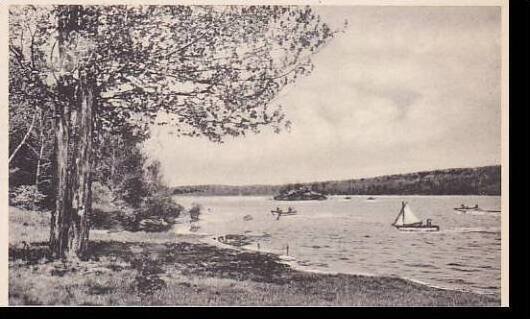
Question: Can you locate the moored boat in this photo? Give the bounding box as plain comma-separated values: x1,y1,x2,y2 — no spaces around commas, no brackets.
392,202,439,232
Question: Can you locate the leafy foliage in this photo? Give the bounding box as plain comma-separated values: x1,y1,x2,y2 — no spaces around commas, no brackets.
9,185,47,210
10,5,337,143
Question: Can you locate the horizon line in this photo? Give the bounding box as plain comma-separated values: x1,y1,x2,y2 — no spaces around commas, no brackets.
168,163,501,188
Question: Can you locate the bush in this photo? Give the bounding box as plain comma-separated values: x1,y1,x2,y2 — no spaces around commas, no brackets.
130,193,184,232
140,194,183,221
117,175,149,208
188,203,202,222
89,193,183,233
89,208,136,231
9,185,46,210
92,182,113,207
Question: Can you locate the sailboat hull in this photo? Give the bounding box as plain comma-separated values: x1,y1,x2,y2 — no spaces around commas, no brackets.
394,225,440,232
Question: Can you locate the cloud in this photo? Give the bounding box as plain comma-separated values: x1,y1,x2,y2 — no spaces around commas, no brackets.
144,6,502,186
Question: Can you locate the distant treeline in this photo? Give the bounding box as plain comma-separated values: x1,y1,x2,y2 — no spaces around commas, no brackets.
171,165,501,196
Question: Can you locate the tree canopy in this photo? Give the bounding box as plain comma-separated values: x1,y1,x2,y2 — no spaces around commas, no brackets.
10,5,337,143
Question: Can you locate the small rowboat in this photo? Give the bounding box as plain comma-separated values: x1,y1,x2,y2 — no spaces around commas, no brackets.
271,207,297,219
454,205,500,213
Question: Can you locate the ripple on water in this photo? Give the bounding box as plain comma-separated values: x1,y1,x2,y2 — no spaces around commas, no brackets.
175,195,501,296
449,267,479,273
477,265,493,269
447,262,465,267
404,263,439,269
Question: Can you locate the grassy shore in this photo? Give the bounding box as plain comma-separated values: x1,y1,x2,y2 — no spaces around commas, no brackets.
9,206,500,306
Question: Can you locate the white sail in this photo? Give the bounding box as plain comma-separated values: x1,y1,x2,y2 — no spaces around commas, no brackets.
393,210,405,226
403,204,422,225
393,203,422,226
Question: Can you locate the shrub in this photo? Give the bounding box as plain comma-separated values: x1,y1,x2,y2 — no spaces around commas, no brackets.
89,208,136,231
9,185,46,210
127,193,184,232
89,193,183,232
140,194,183,221
92,182,113,206
189,203,202,222
117,175,149,208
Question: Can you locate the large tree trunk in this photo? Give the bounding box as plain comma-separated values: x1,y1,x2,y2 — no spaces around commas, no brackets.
49,94,70,258
50,6,97,260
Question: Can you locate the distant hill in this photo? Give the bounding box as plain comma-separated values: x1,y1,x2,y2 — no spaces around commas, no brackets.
171,165,501,196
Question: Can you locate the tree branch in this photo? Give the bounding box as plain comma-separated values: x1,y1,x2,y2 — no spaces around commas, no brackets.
9,110,38,163
9,46,64,104
162,7,230,60
25,143,41,158
165,30,211,60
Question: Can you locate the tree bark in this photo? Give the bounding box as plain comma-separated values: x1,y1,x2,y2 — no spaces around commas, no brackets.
49,93,70,258
61,73,93,259
49,6,97,260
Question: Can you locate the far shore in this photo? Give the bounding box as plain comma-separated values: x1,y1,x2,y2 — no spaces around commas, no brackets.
172,193,502,197
9,206,500,306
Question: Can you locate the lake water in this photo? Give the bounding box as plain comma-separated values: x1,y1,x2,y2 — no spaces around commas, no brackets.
172,195,501,296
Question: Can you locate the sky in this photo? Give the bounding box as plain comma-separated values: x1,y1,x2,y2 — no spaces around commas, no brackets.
144,6,502,186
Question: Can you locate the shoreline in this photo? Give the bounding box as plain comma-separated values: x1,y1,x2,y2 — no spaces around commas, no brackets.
173,194,502,198
9,206,500,306
199,233,500,299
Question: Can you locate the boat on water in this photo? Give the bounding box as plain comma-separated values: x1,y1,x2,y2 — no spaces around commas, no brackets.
454,204,500,213
392,201,440,232
367,196,376,200
271,207,297,219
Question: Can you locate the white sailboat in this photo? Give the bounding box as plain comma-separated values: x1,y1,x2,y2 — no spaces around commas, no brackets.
392,201,439,232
